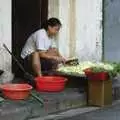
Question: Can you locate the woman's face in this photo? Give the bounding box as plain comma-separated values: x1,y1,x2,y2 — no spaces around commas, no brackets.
48,25,60,36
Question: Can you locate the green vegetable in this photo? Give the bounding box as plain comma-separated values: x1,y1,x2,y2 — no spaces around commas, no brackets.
90,67,116,79
57,61,120,79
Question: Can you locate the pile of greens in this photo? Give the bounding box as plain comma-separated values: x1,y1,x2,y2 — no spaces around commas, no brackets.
110,62,120,78
89,67,116,79
57,61,120,79
90,62,120,79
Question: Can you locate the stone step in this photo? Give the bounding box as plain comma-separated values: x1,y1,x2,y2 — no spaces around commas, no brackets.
40,89,86,113
0,88,86,120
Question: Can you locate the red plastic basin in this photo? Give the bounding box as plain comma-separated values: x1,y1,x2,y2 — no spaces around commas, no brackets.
35,76,67,92
0,84,33,100
88,72,109,81
84,68,109,81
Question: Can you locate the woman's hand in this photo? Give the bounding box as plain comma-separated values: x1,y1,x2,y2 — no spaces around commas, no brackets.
60,57,66,64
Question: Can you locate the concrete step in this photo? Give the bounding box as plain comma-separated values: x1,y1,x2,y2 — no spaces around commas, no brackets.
0,88,87,120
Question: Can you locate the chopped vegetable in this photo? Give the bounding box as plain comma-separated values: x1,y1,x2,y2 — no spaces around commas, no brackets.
58,61,96,75
57,61,120,79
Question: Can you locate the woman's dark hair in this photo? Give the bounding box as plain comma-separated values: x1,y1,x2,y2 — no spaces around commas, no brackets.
41,18,62,30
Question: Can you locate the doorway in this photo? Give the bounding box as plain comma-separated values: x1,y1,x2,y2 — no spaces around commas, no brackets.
12,0,48,77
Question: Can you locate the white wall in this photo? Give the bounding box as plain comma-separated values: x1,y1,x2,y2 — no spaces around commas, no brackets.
0,0,102,72
0,0,12,71
75,0,103,61
49,0,103,61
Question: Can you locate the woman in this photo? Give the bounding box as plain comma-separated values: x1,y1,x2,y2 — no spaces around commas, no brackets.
21,18,65,76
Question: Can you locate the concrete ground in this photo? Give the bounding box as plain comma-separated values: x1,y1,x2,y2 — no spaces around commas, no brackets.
0,88,87,120
30,107,99,120
30,100,120,120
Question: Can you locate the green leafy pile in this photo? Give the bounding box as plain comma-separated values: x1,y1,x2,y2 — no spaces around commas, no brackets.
86,62,120,79
58,61,120,79
89,67,115,79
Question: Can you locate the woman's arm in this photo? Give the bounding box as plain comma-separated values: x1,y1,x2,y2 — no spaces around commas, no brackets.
39,50,55,59
48,48,62,57
39,50,65,63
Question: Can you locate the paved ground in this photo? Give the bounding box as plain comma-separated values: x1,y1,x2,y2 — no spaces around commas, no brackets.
63,103,120,120
29,107,99,120
0,89,87,120
30,100,120,120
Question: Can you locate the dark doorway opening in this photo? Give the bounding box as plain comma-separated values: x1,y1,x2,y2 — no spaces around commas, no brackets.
12,0,48,77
